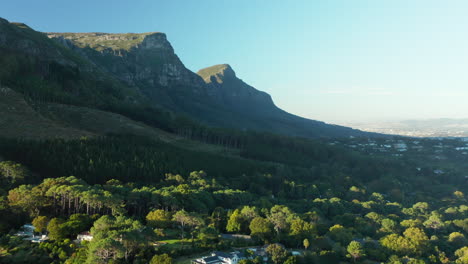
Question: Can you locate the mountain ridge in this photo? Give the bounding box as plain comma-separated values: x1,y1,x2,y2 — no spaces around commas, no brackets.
1,17,376,138
47,32,166,52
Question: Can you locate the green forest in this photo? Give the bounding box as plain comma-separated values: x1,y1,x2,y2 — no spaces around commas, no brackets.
0,133,467,264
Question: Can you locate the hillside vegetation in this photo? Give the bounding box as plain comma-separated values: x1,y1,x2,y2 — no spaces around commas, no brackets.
0,87,92,139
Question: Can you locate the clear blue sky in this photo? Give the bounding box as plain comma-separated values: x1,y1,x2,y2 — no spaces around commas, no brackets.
3,0,468,124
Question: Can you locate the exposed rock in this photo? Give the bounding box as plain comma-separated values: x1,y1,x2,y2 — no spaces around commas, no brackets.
47,32,205,90
198,64,277,115
0,17,372,138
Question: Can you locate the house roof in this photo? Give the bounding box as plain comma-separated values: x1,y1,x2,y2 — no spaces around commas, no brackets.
201,256,220,263
236,252,246,258
196,251,247,264
213,251,231,258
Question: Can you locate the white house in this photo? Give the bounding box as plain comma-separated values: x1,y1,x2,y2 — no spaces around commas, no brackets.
192,251,245,264
77,232,93,242
31,235,49,243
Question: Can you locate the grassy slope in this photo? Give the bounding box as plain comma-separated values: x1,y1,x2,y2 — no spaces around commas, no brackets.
36,102,174,141
36,102,239,155
0,87,92,139
0,85,238,156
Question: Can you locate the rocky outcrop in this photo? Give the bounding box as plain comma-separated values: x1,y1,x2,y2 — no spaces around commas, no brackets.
0,17,371,138
47,32,205,89
45,31,369,137
198,64,278,116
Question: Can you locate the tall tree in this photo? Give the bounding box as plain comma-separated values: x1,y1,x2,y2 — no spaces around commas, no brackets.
289,218,315,242
32,215,48,233
150,254,173,264
268,205,294,236
347,241,365,263
173,210,204,240
249,217,273,242
266,244,289,264
303,238,310,250
146,209,172,228
455,247,468,264
87,237,125,264
226,209,245,233
47,218,65,241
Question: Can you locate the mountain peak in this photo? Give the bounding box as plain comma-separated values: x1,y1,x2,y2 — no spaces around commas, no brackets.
0,17,9,25
197,64,236,84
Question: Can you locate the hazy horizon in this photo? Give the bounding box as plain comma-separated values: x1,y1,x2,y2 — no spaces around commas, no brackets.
3,0,468,124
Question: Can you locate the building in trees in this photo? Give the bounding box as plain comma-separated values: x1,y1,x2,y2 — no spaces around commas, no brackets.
192,251,246,264
76,231,93,242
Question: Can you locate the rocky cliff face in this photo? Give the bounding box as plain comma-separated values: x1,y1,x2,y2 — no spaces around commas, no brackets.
47,32,205,89
46,32,211,114
0,17,371,138
197,64,278,116
45,30,370,137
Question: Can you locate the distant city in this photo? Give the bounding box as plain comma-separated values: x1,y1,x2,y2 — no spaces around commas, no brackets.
344,118,468,137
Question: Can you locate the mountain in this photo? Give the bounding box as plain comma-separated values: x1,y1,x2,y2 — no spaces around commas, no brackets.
0,17,372,139
197,64,275,113
197,64,374,137
0,18,145,107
